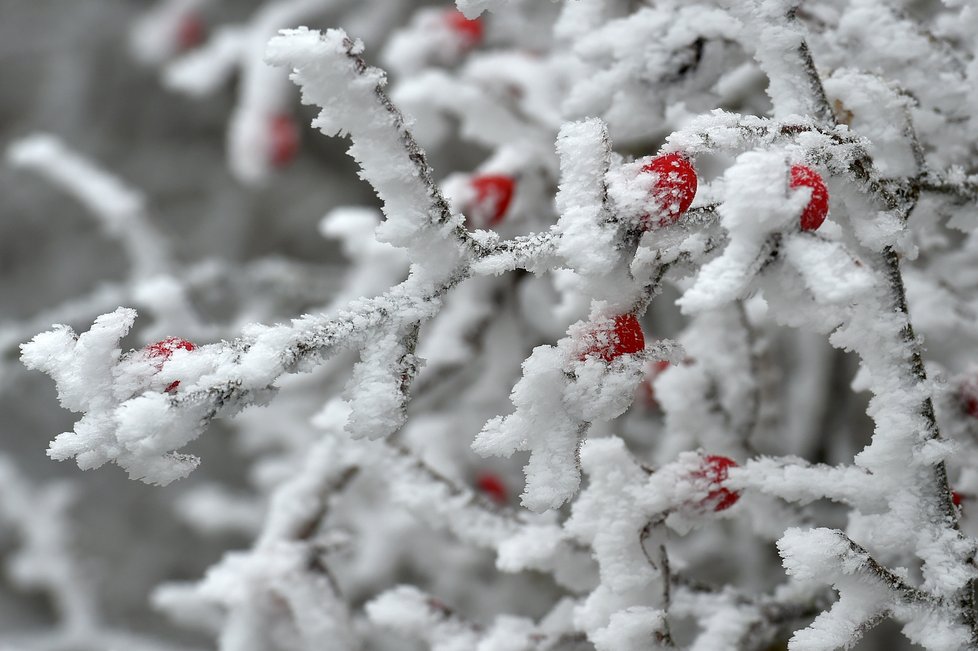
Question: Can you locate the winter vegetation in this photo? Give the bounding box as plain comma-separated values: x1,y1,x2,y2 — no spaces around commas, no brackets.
3,0,978,649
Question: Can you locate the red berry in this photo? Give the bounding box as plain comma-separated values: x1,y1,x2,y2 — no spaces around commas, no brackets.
467,175,516,228
579,314,645,362
475,472,507,505
269,114,300,168
145,337,196,393
953,491,964,507
692,455,740,512
959,378,978,419
789,164,829,232
146,337,196,360
444,10,483,48
641,153,697,227
176,13,206,51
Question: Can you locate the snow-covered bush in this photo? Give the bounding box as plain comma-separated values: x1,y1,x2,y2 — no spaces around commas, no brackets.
5,0,978,649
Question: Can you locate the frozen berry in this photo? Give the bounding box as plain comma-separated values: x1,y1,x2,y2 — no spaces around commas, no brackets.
475,471,507,505
444,10,483,48
269,113,300,168
146,337,196,393
692,455,740,512
959,377,978,419
580,314,645,362
176,13,206,51
790,164,829,231
953,491,964,507
641,152,697,227
146,337,196,360
467,175,515,228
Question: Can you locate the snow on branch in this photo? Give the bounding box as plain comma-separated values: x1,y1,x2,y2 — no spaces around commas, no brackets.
266,27,474,263
13,2,978,650
779,528,970,650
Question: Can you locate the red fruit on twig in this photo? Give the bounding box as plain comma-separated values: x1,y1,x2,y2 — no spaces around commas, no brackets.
176,13,206,51
953,491,964,507
958,377,978,419
579,314,645,362
789,164,829,232
269,114,300,168
642,152,697,228
475,472,507,505
444,10,483,48
692,455,740,512
467,175,515,227
146,337,196,359
145,337,197,393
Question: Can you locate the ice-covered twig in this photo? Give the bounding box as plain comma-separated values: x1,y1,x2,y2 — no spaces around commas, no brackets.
266,27,478,262
919,170,978,205
368,584,588,651
154,411,361,650
672,582,831,651
778,528,970,649
0,255,341,389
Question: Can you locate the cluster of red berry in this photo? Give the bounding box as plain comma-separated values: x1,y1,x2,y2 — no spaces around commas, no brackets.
640,152,828,232
146,150,826,513
571,316,741,512
461,154,827,234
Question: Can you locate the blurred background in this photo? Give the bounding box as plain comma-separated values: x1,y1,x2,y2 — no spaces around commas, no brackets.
0,0,374,642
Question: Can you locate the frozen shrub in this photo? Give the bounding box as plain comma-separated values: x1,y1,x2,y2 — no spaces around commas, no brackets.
5,1,978,649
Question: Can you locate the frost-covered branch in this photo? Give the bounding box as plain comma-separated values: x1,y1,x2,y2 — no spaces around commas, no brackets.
12,1,978,650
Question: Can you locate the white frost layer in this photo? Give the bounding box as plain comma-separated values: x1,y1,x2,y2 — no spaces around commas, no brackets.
266,27,465,266
680,149,810,313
